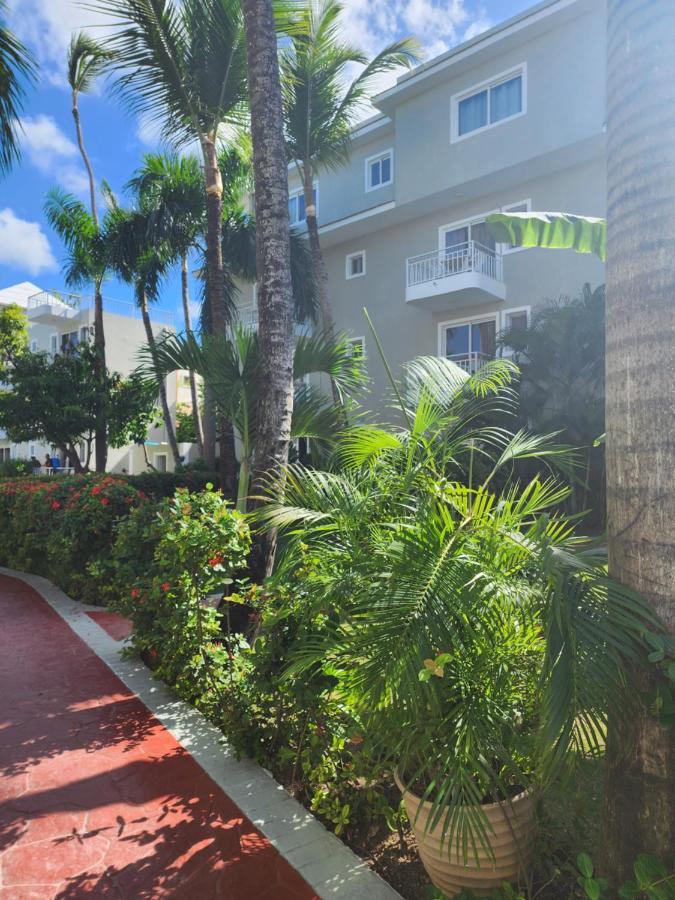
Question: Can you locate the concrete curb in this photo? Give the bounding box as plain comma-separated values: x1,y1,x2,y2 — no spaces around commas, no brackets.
0,567,402,900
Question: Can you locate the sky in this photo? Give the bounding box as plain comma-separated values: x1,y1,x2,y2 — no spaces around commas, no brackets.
0,0,532,322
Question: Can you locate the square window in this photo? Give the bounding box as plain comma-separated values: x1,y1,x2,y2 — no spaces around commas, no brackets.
346,251,366,279
288,186,317,225
366,150,393,191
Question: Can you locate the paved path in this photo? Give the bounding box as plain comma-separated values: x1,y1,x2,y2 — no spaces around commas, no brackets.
0,573,318,899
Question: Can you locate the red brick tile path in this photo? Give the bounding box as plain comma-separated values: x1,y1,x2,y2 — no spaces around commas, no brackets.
85,611,133,642
0,574,318,899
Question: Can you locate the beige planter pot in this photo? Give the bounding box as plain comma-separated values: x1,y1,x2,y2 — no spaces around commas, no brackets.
396,772,536,898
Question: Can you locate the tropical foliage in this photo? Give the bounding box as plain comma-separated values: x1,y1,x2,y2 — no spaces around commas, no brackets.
487,211,606,260
0,0,35,175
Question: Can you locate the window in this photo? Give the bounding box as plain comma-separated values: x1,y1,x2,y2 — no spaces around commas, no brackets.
288,184,317,225
366,150,393,191
0,448,10,462
30,340,37,352
453,66,525,141
346,251,366,279
50,334,58,356
154,453,167,473
347,337,365,359
60,331,79,353
500,307,530,356
79,326,90,344
439,316,497,373
439,200,531,255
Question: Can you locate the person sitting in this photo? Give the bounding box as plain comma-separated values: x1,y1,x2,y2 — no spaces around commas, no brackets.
50,454,61,473
30,455,41,473
43,453,53,473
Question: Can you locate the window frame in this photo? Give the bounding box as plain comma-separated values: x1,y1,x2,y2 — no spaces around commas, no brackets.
288,181,319,226
345,250,367,279
499,305,531,357
437,313,499,359
348,336,366,358
365,148,394,192
451,63,527,143
154,452,168,473
499,199,532,254
438,199,533,252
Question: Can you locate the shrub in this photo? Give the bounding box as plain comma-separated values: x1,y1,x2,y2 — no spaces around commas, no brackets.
111,486,251,701
123,469,220,498
0,458,33,477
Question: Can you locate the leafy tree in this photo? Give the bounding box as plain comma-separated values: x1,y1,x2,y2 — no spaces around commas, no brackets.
282,0,419,335
500,283,606,527
0,0,36,176
0,302,28,373
0,344,156,471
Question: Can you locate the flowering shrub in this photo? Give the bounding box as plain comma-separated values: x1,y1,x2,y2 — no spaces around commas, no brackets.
0,475,144,602
110,486,251,702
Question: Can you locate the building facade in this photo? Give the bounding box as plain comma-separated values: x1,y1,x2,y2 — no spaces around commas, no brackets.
238,0,606,408
0,282,195,473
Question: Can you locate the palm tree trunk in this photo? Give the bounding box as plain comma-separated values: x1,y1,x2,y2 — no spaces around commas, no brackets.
72,91,107,473
139,291,181,469
201,136,238,493
180,253,204,456
302,163,334,337
602,0,675,883
242,0,295,579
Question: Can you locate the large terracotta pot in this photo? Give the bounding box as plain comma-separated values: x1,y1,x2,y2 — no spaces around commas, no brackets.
395,772,536,898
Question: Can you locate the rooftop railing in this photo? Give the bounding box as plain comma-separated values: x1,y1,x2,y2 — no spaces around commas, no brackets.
27,291,174,328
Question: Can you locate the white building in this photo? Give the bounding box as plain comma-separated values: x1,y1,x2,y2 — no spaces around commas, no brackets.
0,281,196,473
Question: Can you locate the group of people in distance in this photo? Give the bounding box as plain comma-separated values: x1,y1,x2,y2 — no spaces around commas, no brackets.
30,454,62,474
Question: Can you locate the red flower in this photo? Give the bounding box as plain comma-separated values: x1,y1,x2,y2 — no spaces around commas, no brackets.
100,497,109,506
208,554,223,567
130,588,140,599
91,485,101,495
161,582,170,593
51,501,61,510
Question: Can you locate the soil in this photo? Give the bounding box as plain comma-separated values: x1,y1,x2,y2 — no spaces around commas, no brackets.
343,821,432,900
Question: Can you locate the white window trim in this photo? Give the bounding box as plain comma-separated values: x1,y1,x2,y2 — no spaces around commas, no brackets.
499,305,531,357
345,250,367,279
450,63,527,144
438,199,532,251
500,199,532,254
437,313,499,358
288,180,319,226
365,148,394,192
154,452,168,472
348,336,366,357
50,333,58,356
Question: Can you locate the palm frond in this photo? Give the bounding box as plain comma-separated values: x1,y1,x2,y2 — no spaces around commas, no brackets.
0,1,36,176
67,31,113,94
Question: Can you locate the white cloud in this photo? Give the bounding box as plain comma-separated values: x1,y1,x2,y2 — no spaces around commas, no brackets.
0,209,57,275
337,0,491,120
19,114,89,195
7,0,104,88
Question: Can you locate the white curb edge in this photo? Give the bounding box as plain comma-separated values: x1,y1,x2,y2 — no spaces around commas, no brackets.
1,567,402,900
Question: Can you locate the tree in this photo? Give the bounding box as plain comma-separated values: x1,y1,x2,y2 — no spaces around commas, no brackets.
240,0,295,578
140,326,367,510
0,0,35,176
500,283,606,528
103,202,182,468
0,302,28,373
282,0,418,336
44,188,111,471
0,344,156,471
602,0,675,879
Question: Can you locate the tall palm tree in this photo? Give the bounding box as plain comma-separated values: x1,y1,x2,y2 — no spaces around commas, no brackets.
91,0,248,343
130,153,207,457
602,0,675,880
104,202,182,468
282,0,419,335
0,0,35,176
66,32,112,472
241,0,296,578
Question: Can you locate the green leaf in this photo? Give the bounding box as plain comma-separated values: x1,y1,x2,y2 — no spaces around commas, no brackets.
577,853,594,878
486,211,606,260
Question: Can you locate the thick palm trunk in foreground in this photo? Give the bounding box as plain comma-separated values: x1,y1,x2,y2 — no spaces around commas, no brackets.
603,0,675,881
180,254,204,456
140,292,181,469
242,0,295,578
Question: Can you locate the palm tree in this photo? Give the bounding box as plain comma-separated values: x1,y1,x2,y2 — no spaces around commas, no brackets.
130,153,207,457
602,0,675,879
141,326,366,511
66,32,112,472
282,0,419,336
91,0,248,343
0,0,35,176
240,0,296,578
103,202,182,469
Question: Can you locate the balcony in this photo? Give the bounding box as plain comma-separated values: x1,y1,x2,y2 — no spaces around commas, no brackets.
236,305,311,337
406,241,506,308
26,291,80,325
446,351,493,374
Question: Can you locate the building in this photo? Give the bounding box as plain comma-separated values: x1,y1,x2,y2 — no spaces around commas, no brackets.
237,0,606,407
0,281,195,472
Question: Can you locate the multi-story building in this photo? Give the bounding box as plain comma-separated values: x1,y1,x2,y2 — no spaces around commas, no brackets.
0,281,195,472
238,0,606,407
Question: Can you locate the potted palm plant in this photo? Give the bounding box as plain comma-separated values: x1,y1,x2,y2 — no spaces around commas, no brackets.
260,350,660,896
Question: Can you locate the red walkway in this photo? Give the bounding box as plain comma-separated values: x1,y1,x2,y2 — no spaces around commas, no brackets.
0,574,317,899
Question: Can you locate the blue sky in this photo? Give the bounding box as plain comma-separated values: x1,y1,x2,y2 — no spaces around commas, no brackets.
0,0,531,320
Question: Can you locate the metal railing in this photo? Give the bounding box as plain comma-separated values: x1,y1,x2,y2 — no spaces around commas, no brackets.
236,305,311,336
27,291,174,328
446,351,493,374
407,240,503,288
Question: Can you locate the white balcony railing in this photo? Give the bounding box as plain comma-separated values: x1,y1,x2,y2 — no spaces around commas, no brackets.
407,241,503,289
237,305,311,336
26,291,174,328
446,351,493,374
